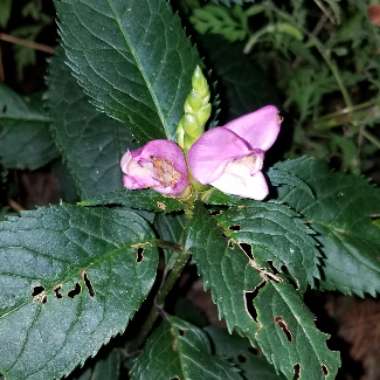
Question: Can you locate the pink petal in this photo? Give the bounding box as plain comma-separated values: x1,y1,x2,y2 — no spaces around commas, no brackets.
224,105,281,151
188,127,251,184
211,168,269,200
120,140,188,196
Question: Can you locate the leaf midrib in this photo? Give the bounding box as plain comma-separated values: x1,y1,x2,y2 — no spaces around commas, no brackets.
105,0,169,138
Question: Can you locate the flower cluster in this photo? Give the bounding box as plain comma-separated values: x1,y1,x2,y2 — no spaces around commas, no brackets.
120,105,282,200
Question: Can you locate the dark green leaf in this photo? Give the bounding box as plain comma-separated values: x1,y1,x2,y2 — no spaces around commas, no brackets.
216,201,320,291
199,35,279,120
130,316,241,380
47,49,134,199
79,189,185,213
69,349,121,380
0,205,158,380
56,0,201,142
270,157,380,297
186,204,340,380
0,84,59,170
205,326,285,380
155,213,187,269
0,0,12,27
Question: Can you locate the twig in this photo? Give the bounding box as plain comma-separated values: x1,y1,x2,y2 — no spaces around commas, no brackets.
0,33,54,54
8,199,24,212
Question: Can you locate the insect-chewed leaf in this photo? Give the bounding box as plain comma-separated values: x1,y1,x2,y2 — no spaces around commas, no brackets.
270,156,380,297
0,205,158,380
55,0,201,142
186,204,340,380
130,316,241,380
216,201,320,291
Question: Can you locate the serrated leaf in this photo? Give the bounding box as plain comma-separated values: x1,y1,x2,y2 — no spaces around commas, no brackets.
0,84,59,170
130,316,241,380
79,189,185,213
69,349,121,380
186,204,340,380
0,205,158,380
56,0,201,142
216,201,320,291
270,157,380,297
205,326,285,380
47,49,134,199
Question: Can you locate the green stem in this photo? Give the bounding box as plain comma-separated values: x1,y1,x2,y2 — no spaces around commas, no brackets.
127,246,191,351
362,129,380,150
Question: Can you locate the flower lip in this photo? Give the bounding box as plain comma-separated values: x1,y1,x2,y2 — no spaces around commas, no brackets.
121,139,188,196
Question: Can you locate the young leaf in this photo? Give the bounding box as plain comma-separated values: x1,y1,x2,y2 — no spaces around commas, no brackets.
186,204,340,380
79,189,185,213
270,157,380,297
48,49,134,199
205,326,285,380
216,201,320,290
130,316,241,380
0,85,59,170
0,205,158,380
69,350,121,380
56,0,201,142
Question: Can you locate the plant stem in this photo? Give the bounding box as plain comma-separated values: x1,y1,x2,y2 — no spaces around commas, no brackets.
127,247,191,351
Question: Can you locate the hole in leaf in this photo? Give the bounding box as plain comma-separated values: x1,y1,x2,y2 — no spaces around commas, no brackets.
54,285,63,299
32,285,45,297
281,265,299,289
170,377,180,380
136,248,144,263
293,364,301,380
229,224,241,231
178,329,186,337
248,346,259,356
244,281,266,321
237,354,246,363
321,365,328,376
68,283,81,298
275,316,292,342
267,260,279,275
240,243,252,259
209,209,222,216
83,272,95,297
2,105,7,113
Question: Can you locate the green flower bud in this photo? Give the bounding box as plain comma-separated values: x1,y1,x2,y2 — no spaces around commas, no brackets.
176,65,211,151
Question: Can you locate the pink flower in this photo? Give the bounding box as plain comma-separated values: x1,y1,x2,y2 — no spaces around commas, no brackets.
121,140,188,196
188,105,282,200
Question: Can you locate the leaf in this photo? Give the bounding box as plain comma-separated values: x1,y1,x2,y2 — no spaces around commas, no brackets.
130,316,241,380
155,213,187,269
0,84,59,170
271,157,380,297
0,0,12,28
0,205,158,380
186,204,340,380
79,189,185,213
216,201,320,291
205,326,285,380
56,0,201,142
198,35,279,120
69,349,121,380
47,49,134,199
